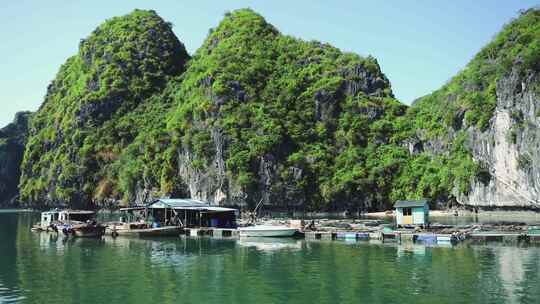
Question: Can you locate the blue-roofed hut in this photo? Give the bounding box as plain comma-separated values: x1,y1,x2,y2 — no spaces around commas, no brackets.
394,199,429,227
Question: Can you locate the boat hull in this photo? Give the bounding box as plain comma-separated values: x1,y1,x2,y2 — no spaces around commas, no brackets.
72,226,106,237
238,226,298,237
32,223,105,238
31,225,58,233
61,225,106,238
106,226,182,237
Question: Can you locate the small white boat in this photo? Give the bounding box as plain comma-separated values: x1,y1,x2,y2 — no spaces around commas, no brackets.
238,225,298,237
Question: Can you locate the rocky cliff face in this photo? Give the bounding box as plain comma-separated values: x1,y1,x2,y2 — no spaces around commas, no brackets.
16,8,540,211
410,8,540,210
161,7,540,211
460,69,540,209
0,112,32,207
163,9,406,211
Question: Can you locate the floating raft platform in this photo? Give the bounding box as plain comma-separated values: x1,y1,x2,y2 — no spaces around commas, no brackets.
176,225,540,246
305,231,399,242
182,228,239,238
304,230,464,245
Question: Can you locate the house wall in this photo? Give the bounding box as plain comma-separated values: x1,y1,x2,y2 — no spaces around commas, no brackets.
412,207,425,224
396,208,404,225
395,204,430,226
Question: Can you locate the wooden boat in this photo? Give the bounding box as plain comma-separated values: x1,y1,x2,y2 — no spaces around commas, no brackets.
238,225,298,237
32,209,105,238
58,222,106,237
104,205,184,237
105,222,182,237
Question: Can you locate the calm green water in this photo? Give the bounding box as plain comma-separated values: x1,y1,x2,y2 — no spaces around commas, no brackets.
1,212,539,304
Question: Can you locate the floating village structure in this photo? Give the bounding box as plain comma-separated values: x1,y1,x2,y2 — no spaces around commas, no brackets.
125,198,238,229
117,198,300,237
32,197,540,244
394,199,430,227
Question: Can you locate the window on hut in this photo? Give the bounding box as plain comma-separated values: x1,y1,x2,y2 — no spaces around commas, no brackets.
403,208,412,216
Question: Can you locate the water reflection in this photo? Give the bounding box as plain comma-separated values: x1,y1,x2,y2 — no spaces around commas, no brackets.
397,243,427,257
237,237,303,252
479,245,540,303
36,230,106,254
2,212,540,304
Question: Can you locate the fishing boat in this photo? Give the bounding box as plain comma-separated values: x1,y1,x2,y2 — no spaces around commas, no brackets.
104,205,183,237
105,222,182,237
238,225,298,237
32,209,106,238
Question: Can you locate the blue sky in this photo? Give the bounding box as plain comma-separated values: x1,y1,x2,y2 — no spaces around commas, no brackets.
0,0,538,127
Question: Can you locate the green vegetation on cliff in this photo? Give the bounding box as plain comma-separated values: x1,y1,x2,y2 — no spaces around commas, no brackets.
163,9,406,209
397,8,540,204
412,8,540,136
19,9,189,206
16,8,540,210
0,112,32,206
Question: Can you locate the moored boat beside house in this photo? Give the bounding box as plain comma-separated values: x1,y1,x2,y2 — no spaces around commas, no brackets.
105,198,238,237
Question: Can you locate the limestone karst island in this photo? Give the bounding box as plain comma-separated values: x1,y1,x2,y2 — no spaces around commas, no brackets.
1,2,540,304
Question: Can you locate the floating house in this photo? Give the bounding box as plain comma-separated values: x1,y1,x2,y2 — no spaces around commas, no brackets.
125,198,238,229
394,199,429,227
38,209,96,229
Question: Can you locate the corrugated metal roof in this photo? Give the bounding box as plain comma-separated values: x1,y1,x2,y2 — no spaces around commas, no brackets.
119,207,146,212
202,206,237,212
394,199,429,208
148,198,237,212
43,209,95,214
152,198,209,208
